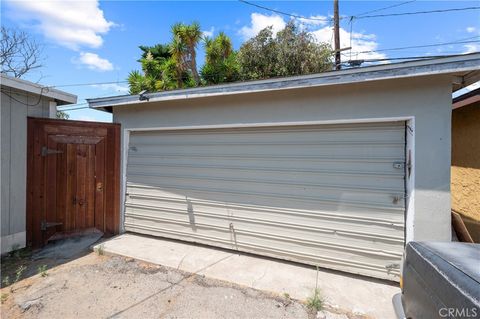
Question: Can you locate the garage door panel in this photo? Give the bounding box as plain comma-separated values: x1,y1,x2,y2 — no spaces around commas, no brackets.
124,215,401,277
125,122,406,280
126,184,404,223
127,164,405,189
129,123,404,144
127,176,404,209
130,144,404,159
125,200,404,242
129,154,404,171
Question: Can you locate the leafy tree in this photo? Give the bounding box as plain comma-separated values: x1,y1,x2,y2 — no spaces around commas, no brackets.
237,22,332,80
56,110,69,119
201,32,239,84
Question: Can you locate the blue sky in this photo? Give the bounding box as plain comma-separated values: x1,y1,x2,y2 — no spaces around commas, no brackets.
2,1,479,122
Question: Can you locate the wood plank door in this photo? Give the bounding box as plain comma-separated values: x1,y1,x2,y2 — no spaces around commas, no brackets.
27,118,120,247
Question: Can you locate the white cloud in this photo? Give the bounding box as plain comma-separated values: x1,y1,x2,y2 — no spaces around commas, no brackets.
203,26,215,38
296,15,328,27
466,26,477,33
6,0,114,50
75,52,114,71
239,13,286,40
93,83,129,93
310,27,387,61
463,43,480,54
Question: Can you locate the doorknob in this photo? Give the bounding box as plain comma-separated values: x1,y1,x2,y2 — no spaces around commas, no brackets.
78,199,84,206
96,182,103,192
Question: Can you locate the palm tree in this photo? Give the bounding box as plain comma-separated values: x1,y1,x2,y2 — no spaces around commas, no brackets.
169,28,187,88
172,22,202,85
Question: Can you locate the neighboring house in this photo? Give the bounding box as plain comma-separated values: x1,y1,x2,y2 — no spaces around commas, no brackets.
88,53,479,281
1,74,77,254
451,87,480,243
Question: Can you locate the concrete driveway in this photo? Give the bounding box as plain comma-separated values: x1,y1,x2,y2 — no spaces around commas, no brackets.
95,233,400,319
2,254,315,319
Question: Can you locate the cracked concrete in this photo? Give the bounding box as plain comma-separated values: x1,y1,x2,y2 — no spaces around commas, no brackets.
95,233,400,319
1,254,316,319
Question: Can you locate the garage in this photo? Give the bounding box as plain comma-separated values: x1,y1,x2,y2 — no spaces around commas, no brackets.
88,55,478,282
124,121,406,280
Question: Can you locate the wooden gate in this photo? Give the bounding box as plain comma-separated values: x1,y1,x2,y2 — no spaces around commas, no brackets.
27,117,120,247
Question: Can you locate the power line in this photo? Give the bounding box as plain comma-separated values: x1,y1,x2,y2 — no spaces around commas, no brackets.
238,0,480,21
355,6,480,19
353,0,416,17
47,80,128,88
238,0,334,22
0,87,47,106
348,54,469,63
351,39,480,54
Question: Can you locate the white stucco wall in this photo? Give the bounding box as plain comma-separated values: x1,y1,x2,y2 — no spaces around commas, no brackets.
113,75,452,242
0,87,54,254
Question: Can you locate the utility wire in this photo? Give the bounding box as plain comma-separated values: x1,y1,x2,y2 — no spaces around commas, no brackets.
353,0,416,17
351,39,480,54
47,80,129,88
238,0,334,22
43,36,480,90
349,55,463,62
0,87,47,106
238,0,480,20
355,6,480,19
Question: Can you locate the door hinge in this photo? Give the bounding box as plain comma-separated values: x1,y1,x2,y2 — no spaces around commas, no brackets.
41,220,63,231
41,146,63,156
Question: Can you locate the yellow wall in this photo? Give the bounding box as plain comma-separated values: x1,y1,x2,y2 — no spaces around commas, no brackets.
451,101,480,242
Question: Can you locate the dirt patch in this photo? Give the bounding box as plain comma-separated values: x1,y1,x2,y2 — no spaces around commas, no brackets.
1,253,362,319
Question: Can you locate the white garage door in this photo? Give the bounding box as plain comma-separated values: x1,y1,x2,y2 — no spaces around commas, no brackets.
125,121,406,280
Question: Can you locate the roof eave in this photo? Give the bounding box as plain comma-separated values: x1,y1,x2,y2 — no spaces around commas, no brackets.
0,74,77,105
88,53,480,112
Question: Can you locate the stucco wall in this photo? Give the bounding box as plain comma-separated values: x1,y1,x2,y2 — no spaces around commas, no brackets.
451,101,480,242
1,87,53,254
113,75,453,242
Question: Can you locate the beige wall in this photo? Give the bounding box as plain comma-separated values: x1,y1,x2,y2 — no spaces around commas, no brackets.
451,101,480,242
1,87,53,254
114,75,453,242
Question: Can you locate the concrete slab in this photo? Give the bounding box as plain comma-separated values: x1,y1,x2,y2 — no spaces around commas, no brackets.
95,233,400,319
33,229,103,260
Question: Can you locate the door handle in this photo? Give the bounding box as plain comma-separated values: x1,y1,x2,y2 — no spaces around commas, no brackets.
78,199,84,206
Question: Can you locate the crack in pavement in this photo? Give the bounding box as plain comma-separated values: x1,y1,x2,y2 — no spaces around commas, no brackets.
106,254,235,318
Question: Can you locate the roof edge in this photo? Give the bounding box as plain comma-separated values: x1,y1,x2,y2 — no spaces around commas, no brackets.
1,74,77,105
88,53,480,112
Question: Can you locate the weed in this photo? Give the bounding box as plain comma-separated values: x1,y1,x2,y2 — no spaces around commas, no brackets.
306,265,323,311
96,244,105,256
1,293,8,304
283,292,291,299
2,276,10,287
306,288,323,311
14,265,27,283
38,265,48,277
